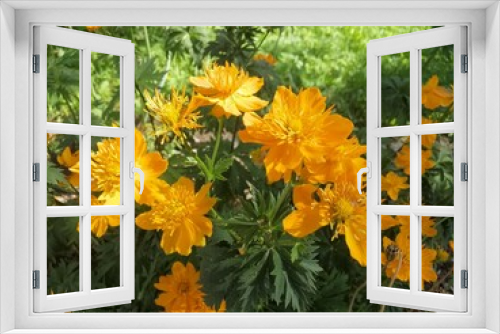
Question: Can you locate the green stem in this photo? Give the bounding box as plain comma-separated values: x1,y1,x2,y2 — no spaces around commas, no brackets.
348,281,367,312
193,154,211,182
211,118,224,169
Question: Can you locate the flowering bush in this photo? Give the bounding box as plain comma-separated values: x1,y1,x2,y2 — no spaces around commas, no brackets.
46,26,454,312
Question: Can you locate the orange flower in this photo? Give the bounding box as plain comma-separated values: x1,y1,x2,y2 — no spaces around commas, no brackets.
381,233,437,284
391,216,438,238
155,262,205,312
395,145,434,175
57,146,80,187
283,182,367,266
301,137,366,186
135,177,216,256
134,129,170,205
381,172,409,201
240,86,354,183
86,26,101,32
76,196,120,238
422,75,453,110
253,53,277,65
189,62,268,118
421,118,437,149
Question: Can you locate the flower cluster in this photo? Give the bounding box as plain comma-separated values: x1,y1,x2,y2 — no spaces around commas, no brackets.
50,45,455,310
378,74,454,287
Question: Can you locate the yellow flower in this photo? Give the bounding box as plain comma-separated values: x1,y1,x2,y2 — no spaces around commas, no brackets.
91,137,121,201
57,146,80,187
135,177,216,256
381,233,437,284
437,249,450,262
422,75,453,110
76,196,120,238
395,145,434,175
449,240,454,252
253,53,277,65
239,86,354,183
144,87,205,143
381,172,409,201
421,118,437,149
283,182,367,266
90,129,169,206
155,262,205,312
189,62,268,118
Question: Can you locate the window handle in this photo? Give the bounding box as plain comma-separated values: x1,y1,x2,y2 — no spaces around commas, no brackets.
129,162,145,194
357,162,371,194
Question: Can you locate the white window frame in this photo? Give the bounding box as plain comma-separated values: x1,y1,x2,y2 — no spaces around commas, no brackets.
1,1,499,333
33,26,136,313
366,26,467,312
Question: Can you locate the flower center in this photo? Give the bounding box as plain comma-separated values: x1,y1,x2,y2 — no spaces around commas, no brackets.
158,188,196,234
334,198,354,222
178,281,190,294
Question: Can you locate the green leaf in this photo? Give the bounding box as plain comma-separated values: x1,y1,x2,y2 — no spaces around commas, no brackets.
312,270,350,312
47,162,67,185
213,156,234,181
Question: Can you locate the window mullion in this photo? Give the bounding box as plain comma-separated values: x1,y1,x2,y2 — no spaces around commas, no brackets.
409,47,420,294
81,47,92,294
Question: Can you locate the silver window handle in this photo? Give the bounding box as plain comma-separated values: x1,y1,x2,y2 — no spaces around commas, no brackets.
129,162,144,194
357,162,371,195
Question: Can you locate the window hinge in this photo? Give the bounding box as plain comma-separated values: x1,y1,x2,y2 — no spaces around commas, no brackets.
461,270,468,289
33,54,40,73
461,162,468,181
461,54,468,73
33,163,40,182
33,270,40,289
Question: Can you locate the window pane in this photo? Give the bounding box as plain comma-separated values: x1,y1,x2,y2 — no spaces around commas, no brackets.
91,137,121,205
421,45,454,123
47,217,80,294
381,137,410,204
381,215,410,290
91,52,121,127
420,217,454,294
381,52,410,127
91,215,121,290
422,133,453,206
47,133,80,206
47,45,80,124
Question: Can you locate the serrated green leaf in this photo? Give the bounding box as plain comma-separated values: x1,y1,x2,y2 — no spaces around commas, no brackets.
213,156,234,180
47,162,67,185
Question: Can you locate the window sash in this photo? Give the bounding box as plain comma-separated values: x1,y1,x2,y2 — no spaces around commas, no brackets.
32,26,136,313
366,26,468,312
